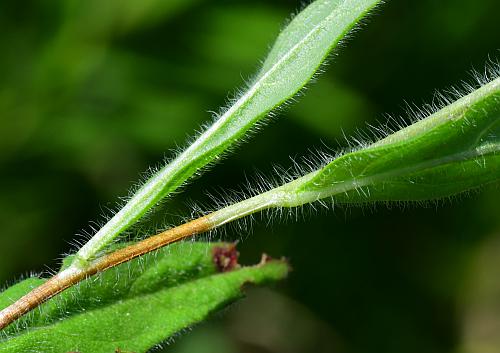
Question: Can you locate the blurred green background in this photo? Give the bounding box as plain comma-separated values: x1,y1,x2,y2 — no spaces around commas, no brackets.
1,0,500,352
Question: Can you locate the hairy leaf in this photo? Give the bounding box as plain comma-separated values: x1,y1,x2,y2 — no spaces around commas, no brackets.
75,0,382,263
293,76,500,203
0,243,288,353
207,75,500,226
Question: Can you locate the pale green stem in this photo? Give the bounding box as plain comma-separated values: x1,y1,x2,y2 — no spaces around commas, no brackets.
207,143,499,228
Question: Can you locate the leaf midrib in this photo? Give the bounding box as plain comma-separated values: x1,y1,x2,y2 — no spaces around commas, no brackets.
308,140,500,200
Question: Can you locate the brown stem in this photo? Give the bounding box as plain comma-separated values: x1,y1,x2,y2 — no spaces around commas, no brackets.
0,215,212,331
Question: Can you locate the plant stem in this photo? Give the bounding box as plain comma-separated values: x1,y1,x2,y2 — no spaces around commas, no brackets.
2,75,498,330
0,184,293,330
0,216,212,330
72,0,382,267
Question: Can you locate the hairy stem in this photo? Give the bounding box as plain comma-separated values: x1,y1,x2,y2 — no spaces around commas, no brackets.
2,73,498,331
0,189,285,330
0,216,212,330
73,0,381,267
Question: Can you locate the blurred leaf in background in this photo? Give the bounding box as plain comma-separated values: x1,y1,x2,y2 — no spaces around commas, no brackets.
461,234,500,353
0,0,499,352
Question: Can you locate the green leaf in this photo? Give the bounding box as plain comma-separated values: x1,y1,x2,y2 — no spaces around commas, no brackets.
285,76,500,204
207,75,500,227
256,0,379,101
75,0,383,264
0,242,288,353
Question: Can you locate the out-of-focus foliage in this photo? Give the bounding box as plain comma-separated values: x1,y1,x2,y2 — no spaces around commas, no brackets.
0,0,499,352
460,234,500,353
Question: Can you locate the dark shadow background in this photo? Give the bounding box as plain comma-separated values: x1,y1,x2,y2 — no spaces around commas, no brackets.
0,0,499,352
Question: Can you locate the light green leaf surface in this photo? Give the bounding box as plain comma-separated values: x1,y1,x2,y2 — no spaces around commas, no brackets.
294,76,500,203
208,76,500,226
0,242,288,353
75,0,382,264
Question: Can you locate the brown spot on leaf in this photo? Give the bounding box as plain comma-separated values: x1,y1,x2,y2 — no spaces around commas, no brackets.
213,243,240,272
